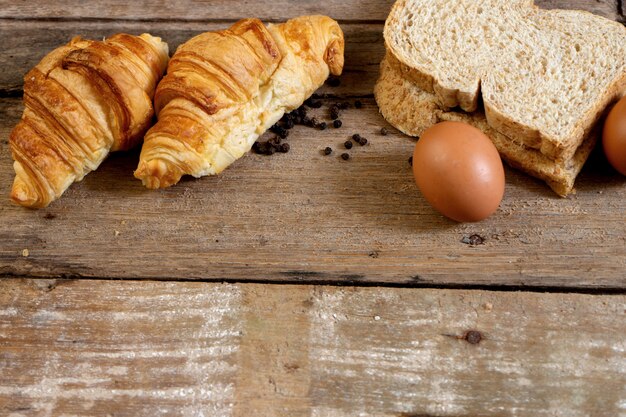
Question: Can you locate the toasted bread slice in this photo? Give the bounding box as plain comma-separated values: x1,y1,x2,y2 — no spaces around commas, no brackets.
375,52,597,196
384,0,626,163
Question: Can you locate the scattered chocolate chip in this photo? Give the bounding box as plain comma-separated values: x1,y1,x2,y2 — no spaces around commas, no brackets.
464,330,483,345
268,136,281,146
354,100,363,109
357,137,368,146
305,99,323,108
380,127,389,136
408,156,413,166
326,77,341,87
279,143,290,153
344,140,353,149
284,118,294,129
341,153,350,160
330,106,340,120
318,122,327,130
297,106,307,118
323,147,333,155
352,133,362,141
333,120,342,128
310,117,320,128
461,234,485,246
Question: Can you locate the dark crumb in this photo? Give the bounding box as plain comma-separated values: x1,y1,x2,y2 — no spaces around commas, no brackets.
341,153,350,160
268,136,281,146
464,330,483,345
330,105,340,120
357,137,368,146
344,140,353,149
279,143,290,153
43,213,56,220
323,147,332,156
354,100,362,109
461,234,485,246
318,122,327,131
326,77,341,87
304,98,323,108
380,127,388,136
333,120,342,128
352,133,362,141
408,156,413,166
283,118,295,129
368,251,379,258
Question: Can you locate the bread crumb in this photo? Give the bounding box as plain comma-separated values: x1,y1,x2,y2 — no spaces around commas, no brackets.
374,315,381,321
21,249,29,257
121,220,127,225
114,230,120,236
483,302,493,312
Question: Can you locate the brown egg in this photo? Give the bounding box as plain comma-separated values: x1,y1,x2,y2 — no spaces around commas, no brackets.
603,95,626,176
412,121,505,222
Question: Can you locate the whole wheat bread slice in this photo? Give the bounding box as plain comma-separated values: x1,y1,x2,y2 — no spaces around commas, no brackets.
375,52,597,196
384,0,626,163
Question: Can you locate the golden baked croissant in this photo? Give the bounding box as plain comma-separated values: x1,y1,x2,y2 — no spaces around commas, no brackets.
134,16,344,189
9,33,169,208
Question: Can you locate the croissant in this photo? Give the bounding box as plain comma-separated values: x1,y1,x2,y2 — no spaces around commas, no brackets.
134,16,344,188
9,33,169,208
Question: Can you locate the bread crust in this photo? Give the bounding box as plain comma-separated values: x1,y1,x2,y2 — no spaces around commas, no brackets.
374,52,597,196
383,0,626,163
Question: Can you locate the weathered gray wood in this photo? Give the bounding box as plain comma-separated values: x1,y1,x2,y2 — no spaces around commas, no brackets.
0,279,624,416
0,21,383,96
1,97,625,288
0,0,618,22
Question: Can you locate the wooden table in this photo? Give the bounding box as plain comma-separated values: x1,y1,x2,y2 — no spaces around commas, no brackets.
0,1,625,415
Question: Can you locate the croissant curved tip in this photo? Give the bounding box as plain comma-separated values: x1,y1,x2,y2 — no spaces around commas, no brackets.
11,176,46,208
134,159,183,189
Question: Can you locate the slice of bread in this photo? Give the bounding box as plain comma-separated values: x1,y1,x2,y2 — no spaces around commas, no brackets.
375,52,597,196
384,0,626,163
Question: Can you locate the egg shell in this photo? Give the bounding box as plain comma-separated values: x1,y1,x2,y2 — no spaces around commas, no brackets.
603,95,626,176
412,121,505,222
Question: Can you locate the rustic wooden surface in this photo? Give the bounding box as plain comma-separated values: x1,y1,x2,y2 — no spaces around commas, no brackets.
0,1,625,415
1,279,625,417
0,0,625,288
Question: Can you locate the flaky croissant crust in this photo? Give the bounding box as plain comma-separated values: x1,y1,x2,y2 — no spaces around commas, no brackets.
135,16,345,189
10,33,169,208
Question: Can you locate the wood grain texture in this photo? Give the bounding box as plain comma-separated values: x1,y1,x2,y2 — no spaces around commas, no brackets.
0,0,618,22
1,97,625,288
0,279,624,417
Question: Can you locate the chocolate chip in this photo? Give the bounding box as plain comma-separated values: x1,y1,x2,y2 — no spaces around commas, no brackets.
344,140,353,149
304,98,323,108
380,127,389,136
330,106,340,120
333,120,342,128
268,136,281,146
297,106,307,118
354,100,362,109
279,143,290,153
318,122,327,130
357,137,368,146
352,133,362,141
464,330,482,344
284,119,295,129
323,147,332,155
341,153,350,160
326,77,341,87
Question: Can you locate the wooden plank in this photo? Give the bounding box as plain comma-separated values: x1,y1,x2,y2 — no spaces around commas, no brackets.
0,0,618,22
1,97,625,288
0,20,383,97
0,278,624,416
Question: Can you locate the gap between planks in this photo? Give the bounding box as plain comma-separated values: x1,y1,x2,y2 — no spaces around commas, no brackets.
4,277,626,296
